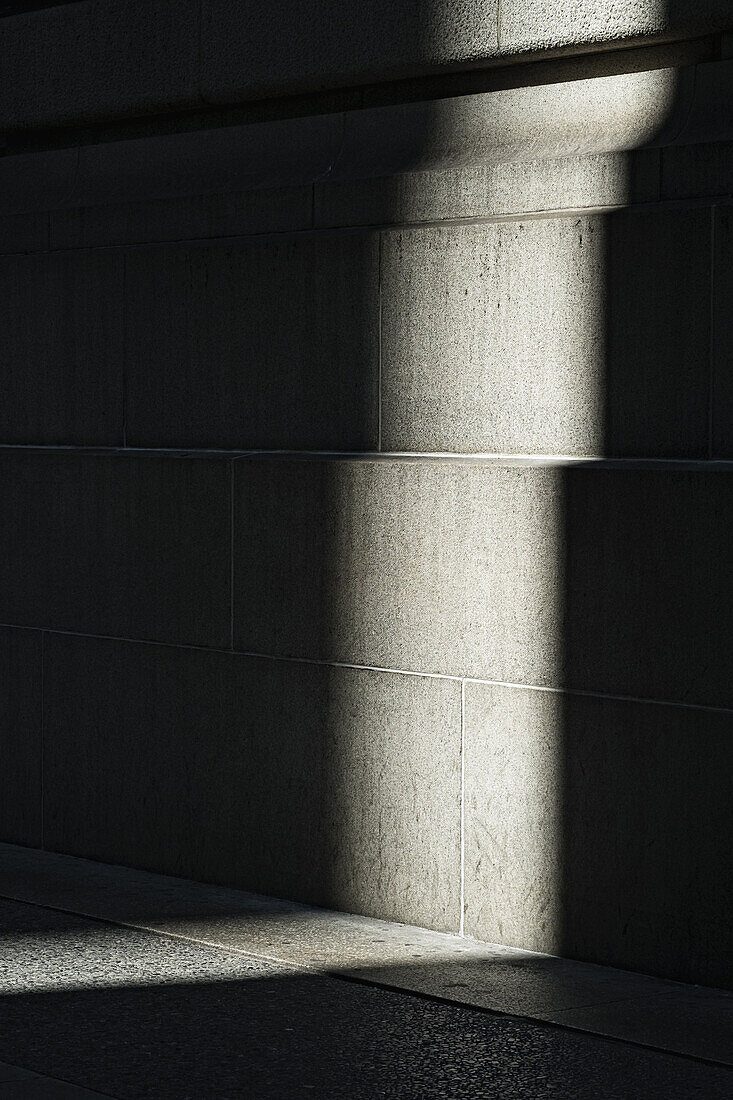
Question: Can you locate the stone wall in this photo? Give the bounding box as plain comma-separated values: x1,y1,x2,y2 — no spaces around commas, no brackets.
1,2,732,987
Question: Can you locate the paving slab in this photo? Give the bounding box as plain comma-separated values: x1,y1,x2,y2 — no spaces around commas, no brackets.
0,1059,118,1095
0,1062,54,1083
553,989,733,1067
0,1081,112,1097
0,844,730,1068
0,895,730,1099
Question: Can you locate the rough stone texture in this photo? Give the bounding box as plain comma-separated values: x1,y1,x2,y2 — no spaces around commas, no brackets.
0,2,730,135
0,251,124,445
201,0,500,103
0,630,41,848
352,960,733,1061
50,186,314,249
0,0,730,998
43,635,462,931
235,457,733,708
713,205,733,457
332,69,691,181
0,0,201,131
1,898,730,1100
0,452,231,646
2,62,725,222
463,681,733,987
1,843,732,1064
464,681,564,957
123,235,379,450
0,897,273,996
380,208,710,457
233,457,563,681
315,149,661,228
0,66,701,219
0,845,514,973
500,1,733,56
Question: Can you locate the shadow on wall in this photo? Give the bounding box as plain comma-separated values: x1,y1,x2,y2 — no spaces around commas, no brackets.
300,0,733,988
20,0,731,992
557,62,733,983
455,54,733,983
225,17,732,982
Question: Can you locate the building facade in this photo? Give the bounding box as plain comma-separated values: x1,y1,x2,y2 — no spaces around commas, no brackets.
1,1,732,988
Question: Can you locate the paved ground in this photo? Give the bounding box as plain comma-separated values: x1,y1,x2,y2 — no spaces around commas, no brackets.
1,842,731,1067
0,893,730,1098
0,1059,109,1097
